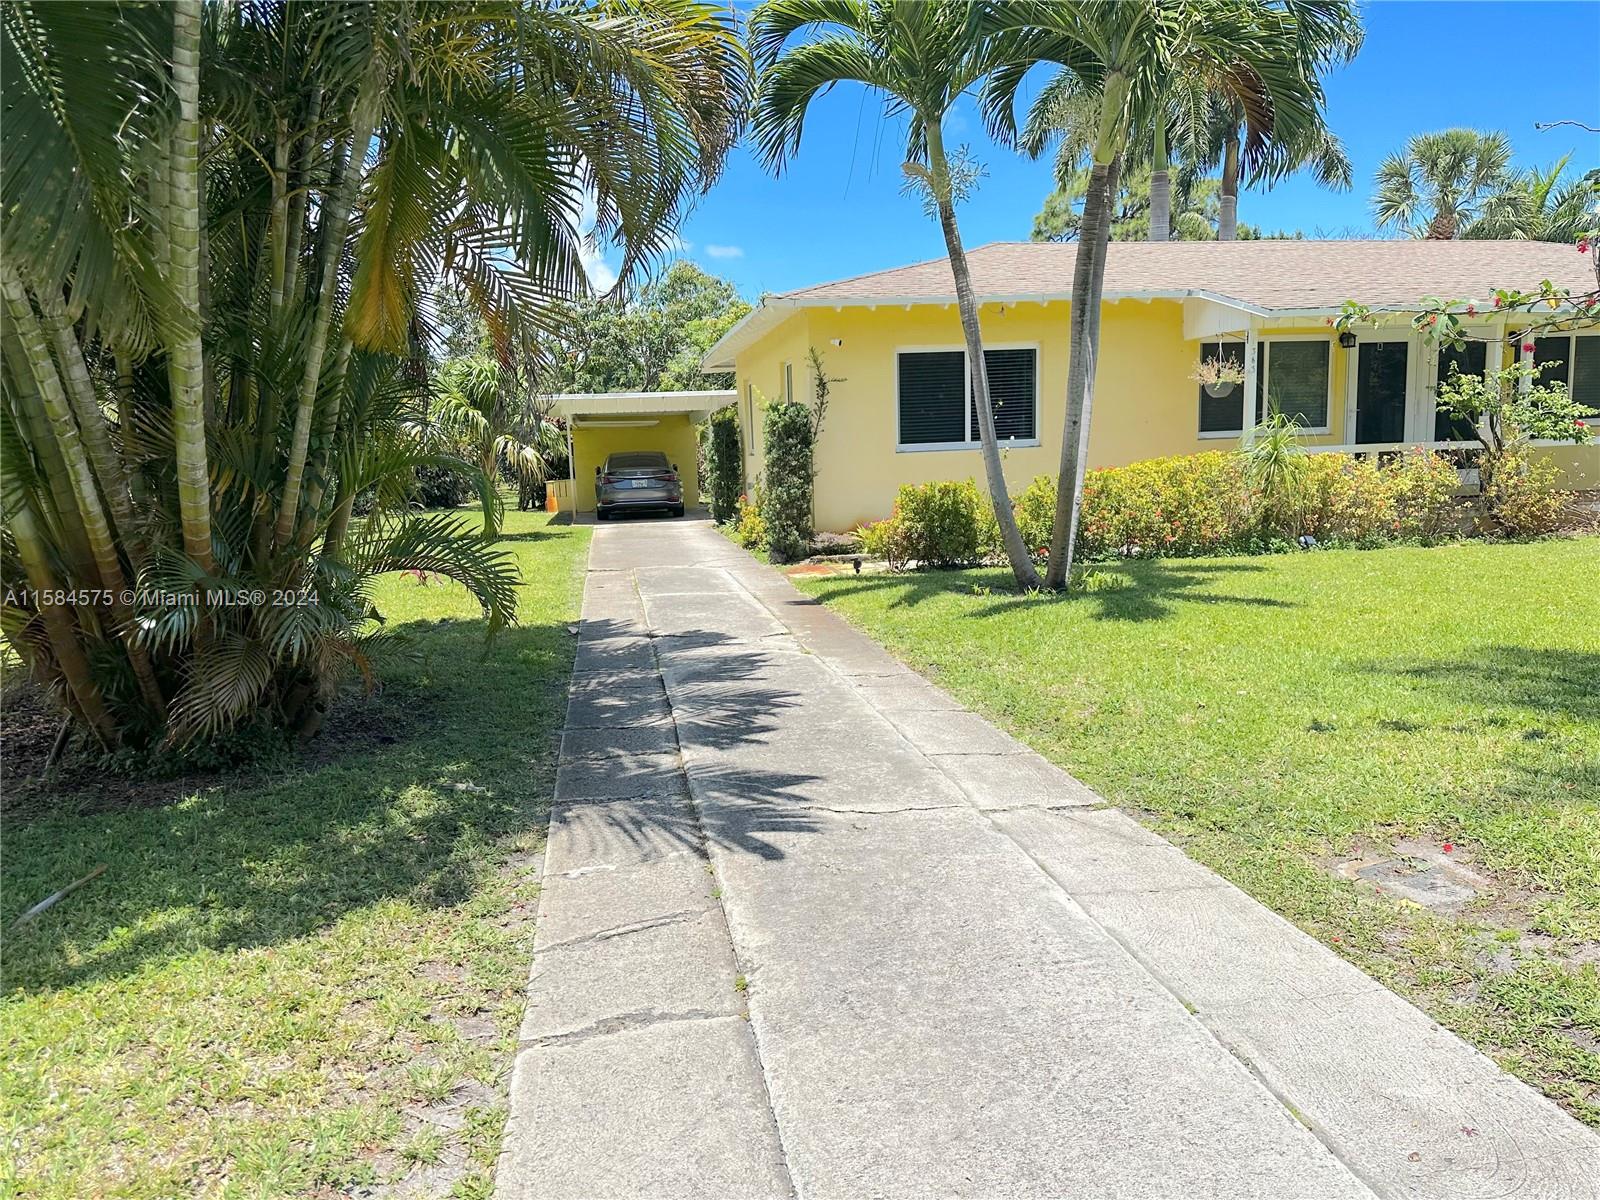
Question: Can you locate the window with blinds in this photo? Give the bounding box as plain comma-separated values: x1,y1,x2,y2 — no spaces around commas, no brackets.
1434,340,1486,441
1534,334,1600,421
1256,339,1330,430
898,348,1037,448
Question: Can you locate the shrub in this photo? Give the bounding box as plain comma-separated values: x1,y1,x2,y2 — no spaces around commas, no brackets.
760,399,816,562
1014,475,1058,558
1077,453,1253,559
1385,449,1461,540
1299,454,1394,545
892,480,987,567
857,516,909,568
732,490,768,550
413,464,474,510
702,406,743,524
1482,448,1565,537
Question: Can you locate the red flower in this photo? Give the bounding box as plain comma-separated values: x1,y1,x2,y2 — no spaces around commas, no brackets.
1493,296,1503,308
1580,239,1591,254
1324,316,1335,327
1427,314,1438,326
1442,842,1454,853
1522,342,1536,353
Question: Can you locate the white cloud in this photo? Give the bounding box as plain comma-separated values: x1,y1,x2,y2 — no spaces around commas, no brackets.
577,189,618,291
704,244,745,259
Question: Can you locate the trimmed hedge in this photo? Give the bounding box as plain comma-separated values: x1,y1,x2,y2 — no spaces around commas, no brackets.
859,448,1479,569
759,399,815,562
701,406,743,524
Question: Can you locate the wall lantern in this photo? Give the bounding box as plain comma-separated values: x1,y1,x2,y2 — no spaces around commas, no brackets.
1338,330,1358,349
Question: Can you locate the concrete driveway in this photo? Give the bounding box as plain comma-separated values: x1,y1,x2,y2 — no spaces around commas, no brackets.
497,517,1600,1200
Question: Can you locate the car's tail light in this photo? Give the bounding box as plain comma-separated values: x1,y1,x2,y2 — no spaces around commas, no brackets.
601,474,616,484
663,472,678,483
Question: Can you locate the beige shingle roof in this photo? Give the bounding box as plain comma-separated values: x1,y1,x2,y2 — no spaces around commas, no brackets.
779,239,1598,311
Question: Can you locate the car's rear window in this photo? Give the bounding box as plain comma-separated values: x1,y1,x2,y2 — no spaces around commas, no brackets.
608,452,669,470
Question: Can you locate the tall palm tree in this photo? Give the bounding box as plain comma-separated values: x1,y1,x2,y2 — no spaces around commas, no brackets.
750,0,1041,589
1373,129,1518,239
984,0,1328,588
1,0,747,751
1175,0,1362,240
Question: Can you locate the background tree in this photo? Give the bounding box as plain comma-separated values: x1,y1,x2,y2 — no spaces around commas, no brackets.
750,0,1043,589
1464,155,1600,243
984,0,1330,588
435,357,564,536
1032,166,1257,241
536,261,750,393
1372,128,1519,238
0,0,747,752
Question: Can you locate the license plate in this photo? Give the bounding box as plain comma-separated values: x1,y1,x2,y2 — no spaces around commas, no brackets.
623,478,649,489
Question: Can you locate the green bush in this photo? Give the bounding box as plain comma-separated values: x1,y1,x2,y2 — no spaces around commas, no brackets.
892,480,987,567
412,464,474,510
857,516,909,568
732,489,768,550
1014,475,1058,558
1299,454,1395,545
1077,453,1253,558
1385,449,1462,540
701,406,743,524
759,400,815,562
1482,448,1565,537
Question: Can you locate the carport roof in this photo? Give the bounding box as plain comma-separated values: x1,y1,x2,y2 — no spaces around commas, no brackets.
550,390,734,423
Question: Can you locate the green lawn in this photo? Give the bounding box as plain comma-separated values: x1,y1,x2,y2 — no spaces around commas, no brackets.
1,509,588,1199
797,537,1600,1125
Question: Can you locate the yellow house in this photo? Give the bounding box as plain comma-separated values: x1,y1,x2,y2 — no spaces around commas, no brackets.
702,240,1600,533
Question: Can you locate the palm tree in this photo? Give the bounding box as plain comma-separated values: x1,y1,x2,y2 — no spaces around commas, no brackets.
983,0,1329,589
1177,0,1362,240
1,0,747,751
1465,155,1600,243
436,357,563,536
749,0,1041,589
1373,129,1518,239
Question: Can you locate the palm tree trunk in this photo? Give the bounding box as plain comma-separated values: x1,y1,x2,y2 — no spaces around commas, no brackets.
275,57,382,549
1149,119,1170,242
37,290,145,568
282,90,321,307
6,495,116,743
1,264,165,712
5,332,97,581
167,0,214,572
1218,128,1240,241
1045,74,1130,590
925,122,1040,589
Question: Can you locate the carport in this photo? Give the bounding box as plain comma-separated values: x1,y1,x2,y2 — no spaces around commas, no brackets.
548,390,734,515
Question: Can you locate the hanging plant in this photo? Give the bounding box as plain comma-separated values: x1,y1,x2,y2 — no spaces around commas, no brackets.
1192,355,1246,397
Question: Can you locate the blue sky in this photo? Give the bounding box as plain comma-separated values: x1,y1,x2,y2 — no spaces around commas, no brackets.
592,1,1600,299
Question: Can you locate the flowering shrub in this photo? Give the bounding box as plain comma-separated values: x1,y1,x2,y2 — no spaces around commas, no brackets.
1013,474,1059,556
858,481,987,568
732,490,767,550
1385,448,1462,540
1075,453,1254,558
1481,448,1566,537
1298,454,1395,544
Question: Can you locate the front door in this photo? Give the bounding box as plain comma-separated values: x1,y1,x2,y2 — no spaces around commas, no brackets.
1354,340,1410,444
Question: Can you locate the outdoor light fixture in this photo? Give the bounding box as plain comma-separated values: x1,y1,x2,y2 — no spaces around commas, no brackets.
1338,330,1358,349
853,557,863,574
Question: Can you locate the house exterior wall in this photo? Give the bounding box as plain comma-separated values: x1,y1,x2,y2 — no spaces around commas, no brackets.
731,299,1600,532
571,414,700,512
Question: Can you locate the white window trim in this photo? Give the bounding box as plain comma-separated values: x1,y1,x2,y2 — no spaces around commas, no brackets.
1527,330,1598,390
782,360,794,404
894,342,1042,453
1255,333,1333,435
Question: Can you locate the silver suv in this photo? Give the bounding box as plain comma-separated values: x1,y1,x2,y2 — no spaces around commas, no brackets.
595,451,685,520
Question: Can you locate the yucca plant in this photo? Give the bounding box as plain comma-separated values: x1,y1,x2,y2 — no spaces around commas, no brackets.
0,0,747,753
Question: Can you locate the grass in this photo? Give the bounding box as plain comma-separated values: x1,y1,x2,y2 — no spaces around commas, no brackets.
796,537,1600,1125
1,508,589,1199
